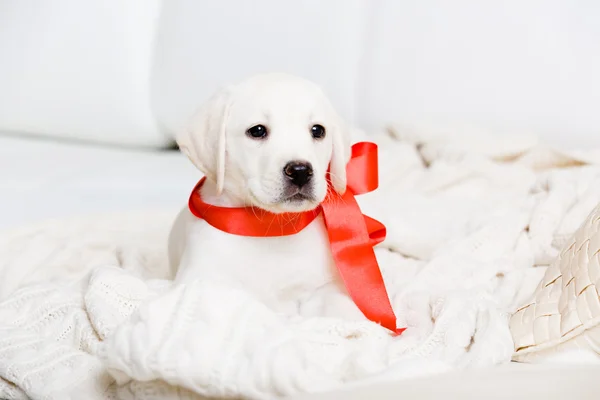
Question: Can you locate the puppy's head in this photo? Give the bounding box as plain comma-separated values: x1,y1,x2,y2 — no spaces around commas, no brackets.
178,73,351,213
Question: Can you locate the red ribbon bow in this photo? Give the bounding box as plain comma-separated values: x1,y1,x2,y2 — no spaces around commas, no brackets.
188,142,404,334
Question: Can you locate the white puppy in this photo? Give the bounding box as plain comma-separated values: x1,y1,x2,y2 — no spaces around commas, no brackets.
168,73,366,319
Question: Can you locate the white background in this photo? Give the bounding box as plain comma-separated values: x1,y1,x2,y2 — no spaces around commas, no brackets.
0,0,598,148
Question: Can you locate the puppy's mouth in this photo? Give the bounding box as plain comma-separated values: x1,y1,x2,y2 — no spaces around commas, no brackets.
283,192,315,203
247,180,322,213
247,189,318,213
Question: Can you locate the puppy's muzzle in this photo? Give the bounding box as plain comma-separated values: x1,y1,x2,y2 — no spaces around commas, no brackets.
284,161,313,188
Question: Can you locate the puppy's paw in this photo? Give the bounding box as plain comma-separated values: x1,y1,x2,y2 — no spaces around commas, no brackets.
297,283,365,321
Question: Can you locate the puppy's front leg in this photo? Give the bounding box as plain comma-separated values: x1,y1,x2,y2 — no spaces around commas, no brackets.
167,207,195,279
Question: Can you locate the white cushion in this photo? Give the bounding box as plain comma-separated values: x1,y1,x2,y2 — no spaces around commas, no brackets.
0,0,169,147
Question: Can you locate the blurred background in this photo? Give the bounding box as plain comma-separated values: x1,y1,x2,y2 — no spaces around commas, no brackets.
0,0,598,229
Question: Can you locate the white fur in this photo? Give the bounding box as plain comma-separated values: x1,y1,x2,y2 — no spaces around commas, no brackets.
169,73,362,319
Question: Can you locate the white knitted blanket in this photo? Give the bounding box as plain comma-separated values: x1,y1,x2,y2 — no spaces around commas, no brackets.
1,126,599,400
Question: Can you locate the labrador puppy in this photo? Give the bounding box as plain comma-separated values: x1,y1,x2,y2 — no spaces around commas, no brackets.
168,73,366,319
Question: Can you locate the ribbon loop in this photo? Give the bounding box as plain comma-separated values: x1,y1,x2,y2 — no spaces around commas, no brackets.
345,142,380,195
189,142,403,334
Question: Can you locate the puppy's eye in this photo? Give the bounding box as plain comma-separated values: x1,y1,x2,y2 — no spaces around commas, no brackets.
311,124,326,139
246,124,268,139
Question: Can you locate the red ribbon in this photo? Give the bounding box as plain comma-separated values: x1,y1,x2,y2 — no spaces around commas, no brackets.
188,142,404,334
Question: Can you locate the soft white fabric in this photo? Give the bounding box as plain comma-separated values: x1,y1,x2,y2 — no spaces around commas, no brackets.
1,129,600,399
0,0,168,147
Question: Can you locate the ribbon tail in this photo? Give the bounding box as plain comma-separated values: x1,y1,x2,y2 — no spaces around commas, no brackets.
321,190,400,333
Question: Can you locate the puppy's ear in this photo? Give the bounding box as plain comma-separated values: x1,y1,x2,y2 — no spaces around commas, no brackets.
329,118,352,194
177,87,233,195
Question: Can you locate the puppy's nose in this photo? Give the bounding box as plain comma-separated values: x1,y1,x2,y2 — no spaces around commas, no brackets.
284,161,313,188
